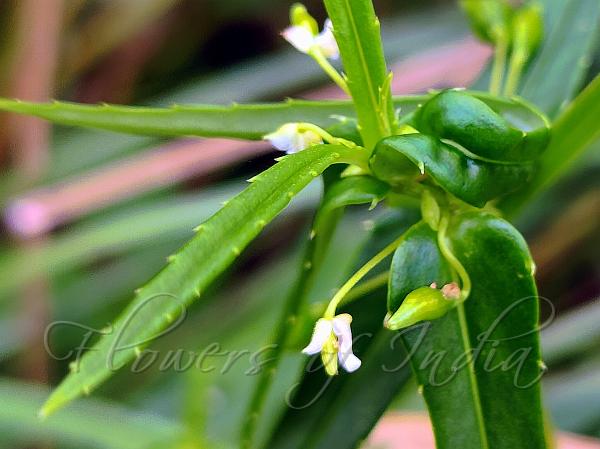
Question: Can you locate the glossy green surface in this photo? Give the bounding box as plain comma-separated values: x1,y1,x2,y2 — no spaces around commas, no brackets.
388,215,546,449
370,134,534,207
324,0,394,148
414,90,549,162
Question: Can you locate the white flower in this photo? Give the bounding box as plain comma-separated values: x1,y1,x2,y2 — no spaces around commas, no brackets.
264,123,323,153
313,20,339,59
302,313,361,375
282,19,339,59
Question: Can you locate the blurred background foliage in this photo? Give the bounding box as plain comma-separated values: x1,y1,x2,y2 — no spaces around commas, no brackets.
0,0,598,448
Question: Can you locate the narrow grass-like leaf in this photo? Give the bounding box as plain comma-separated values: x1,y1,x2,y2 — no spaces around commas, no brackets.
0,93,538,143
324,0,394,148
389,214,546,449
39,144,365,416
0,98,361,139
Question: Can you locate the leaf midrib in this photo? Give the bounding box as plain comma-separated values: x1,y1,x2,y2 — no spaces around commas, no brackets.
342,0,383,137
456,302,490,449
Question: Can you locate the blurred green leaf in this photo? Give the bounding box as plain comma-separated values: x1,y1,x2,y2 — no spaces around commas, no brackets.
0,185,244,299
0,377,183,449
542,299,600,366
545,357,600,435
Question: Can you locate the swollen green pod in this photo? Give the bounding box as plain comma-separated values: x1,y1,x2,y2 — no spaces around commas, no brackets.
385,285,455,330
414,90,549,161
370,134,534,207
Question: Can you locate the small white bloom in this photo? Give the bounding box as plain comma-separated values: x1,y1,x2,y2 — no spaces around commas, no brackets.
313,19,339,59
282,19,339,59
302,313,361,375
264,123,323,153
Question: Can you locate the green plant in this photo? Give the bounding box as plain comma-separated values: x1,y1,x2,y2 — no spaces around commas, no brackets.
0,0,598,448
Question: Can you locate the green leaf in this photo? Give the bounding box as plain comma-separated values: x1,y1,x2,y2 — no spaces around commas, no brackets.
0,377,183,449
324,0,394,148
0,93,534,144
0,98,360,140
0,97,426,141
370,134,535,207
39,144,364,416
389,214,546,449
413,90,550,162
501,75,600,214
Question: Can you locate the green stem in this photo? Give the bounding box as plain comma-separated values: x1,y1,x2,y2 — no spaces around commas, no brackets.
504,52,526,97
339,270,389,307
437,214,471,302
309,49,351,95
489,34,508,96
324,235,402,318
296,122,356,148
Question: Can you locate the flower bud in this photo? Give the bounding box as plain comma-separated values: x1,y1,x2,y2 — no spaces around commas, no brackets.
460,0,512,45
511,2,544,60
290,3,318,34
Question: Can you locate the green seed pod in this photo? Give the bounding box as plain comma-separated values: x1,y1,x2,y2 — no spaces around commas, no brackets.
460,0,513,44
290,3,318,34
512,2,544,60
385,286,455,330
414,90,526,161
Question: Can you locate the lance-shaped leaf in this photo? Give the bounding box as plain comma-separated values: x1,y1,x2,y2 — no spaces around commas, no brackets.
388,214,546,449
370,134,534,207
0,93,541,143
323,0,395,148
0,97,424,140
0,98,355,139
39,144,366,417
413,89,550,162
